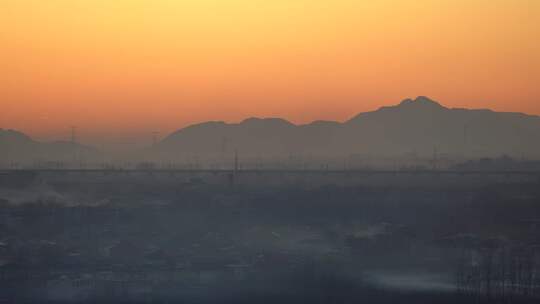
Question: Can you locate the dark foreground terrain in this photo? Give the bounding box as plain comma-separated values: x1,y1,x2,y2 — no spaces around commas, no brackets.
1,170,540,303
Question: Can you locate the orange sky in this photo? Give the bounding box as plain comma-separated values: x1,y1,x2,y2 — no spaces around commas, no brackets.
1,0,539,145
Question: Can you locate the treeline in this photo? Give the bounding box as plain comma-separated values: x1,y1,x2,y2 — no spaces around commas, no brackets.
456,239,540,302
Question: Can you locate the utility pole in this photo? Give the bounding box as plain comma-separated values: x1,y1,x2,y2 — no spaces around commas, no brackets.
234,149,239,174
432,146,438,171
221,137,229,169
228,149,239,188
463,124,468,146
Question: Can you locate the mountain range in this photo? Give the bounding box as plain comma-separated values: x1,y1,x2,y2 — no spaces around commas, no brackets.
154,96,540,160
2,96,540,165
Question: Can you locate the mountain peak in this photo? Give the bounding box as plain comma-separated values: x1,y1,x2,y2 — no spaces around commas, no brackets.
347,96,448,123
398,96,446,109
0,128,34,143
239,117,294,127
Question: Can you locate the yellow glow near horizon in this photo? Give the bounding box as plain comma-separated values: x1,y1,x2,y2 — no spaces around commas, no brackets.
1,0,539,142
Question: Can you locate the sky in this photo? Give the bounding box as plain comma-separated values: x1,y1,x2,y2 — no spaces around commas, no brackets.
1,0,539,145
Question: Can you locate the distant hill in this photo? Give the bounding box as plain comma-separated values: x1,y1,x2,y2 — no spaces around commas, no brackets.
0,129,99,165
154,96,540,160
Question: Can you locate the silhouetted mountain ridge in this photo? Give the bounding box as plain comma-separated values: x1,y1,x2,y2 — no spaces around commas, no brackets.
2,97,540,164
156,96,540,159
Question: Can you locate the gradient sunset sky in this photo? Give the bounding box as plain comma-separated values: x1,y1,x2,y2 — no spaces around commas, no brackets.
1,0,539,144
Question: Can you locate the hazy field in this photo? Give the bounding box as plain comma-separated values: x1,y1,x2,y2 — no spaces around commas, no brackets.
1,171,539,303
